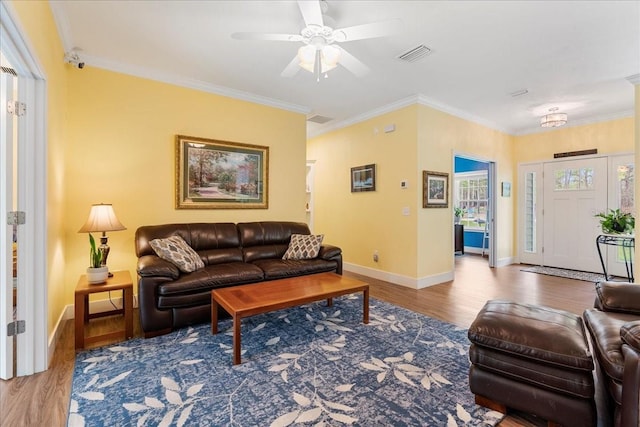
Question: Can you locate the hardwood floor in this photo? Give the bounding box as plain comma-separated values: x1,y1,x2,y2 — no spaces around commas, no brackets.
0,255,599,427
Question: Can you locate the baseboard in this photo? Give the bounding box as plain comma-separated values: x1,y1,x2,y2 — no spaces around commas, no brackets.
344,263,453,289
48,295,139,363
496,256,516,267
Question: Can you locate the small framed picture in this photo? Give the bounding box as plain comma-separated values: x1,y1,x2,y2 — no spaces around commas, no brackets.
423,170,449,208
351,164,376,192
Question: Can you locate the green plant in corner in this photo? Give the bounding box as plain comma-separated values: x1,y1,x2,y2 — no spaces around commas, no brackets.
595,209,635,234
88,233,103,268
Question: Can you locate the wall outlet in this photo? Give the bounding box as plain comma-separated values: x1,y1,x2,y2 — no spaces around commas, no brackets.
373,250,379,262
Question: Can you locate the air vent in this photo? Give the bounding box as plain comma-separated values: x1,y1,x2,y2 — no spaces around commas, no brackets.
509,89,529,97
1,66,17,76
397,45,432,63
307,115,333,124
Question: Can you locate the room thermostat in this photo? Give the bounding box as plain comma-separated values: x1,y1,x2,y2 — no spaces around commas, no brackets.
401,180,408,189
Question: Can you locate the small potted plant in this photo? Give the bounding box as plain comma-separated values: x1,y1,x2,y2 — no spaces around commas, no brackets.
86,233,108,284
454,207,464,224
595,209,635,235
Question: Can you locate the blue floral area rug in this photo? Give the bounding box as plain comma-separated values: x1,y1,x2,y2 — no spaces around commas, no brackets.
68,296,503,426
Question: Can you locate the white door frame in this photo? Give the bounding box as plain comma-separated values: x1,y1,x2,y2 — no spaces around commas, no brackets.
452,152,497,268
0,1,48,377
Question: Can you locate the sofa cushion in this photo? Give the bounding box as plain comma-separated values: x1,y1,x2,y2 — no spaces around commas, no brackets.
282,234,324,260
595,281,640,315
239,221,311,262
468,300,593,371
149,235,204,273
157,262,264,299
253,258,337,280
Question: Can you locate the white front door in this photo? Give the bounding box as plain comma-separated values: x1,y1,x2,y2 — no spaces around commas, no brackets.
542,157,608,272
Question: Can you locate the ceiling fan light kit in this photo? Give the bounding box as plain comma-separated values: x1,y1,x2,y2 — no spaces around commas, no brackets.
540,107,568,128
232,0,398,80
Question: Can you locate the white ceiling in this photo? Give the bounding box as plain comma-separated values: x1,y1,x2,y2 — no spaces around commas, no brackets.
49,0,640,138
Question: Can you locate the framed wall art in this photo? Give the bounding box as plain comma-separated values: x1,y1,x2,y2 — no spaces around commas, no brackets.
423,170,449,208
175,135,269,209
351,164,376,192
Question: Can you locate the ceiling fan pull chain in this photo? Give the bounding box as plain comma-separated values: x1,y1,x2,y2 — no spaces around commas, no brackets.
315,49,321,82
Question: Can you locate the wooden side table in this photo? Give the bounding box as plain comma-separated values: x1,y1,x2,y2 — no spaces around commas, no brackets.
74,270,134,350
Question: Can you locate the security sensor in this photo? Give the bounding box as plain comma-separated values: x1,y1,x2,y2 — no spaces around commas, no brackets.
64,49,85,69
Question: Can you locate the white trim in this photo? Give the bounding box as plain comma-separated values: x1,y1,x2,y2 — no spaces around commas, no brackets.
512,110,634,136
626,74,640,85
86,53,311,116
308,93,511,139
344,262,452,289
495,256,516,267
0,0,49,376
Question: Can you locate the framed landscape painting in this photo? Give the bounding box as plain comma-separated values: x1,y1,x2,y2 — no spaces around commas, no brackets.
175,135,269,209
351,164,376,192
423,170,448,208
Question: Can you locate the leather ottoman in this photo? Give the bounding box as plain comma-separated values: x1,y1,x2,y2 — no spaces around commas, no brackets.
468,300,596,427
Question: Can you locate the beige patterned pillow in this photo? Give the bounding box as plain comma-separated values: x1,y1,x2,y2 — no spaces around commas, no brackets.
149,235,204,273
282,234,324,260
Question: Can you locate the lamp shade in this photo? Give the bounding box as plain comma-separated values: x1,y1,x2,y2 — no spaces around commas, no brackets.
78,204,126,233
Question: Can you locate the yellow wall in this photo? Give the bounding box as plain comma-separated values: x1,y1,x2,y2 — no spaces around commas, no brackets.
10,1,307,339
10,0,69,337
308,103,515,286
417,105,514,279
307,106,419,278
65,67,307,304
514,118,634,163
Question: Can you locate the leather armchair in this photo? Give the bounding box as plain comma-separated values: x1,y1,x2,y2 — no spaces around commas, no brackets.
583,281,640,426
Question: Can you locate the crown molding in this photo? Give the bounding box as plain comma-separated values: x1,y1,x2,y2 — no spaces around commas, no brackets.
307,93,511,139
85,55,311,115
627,74,640,85
512,109,634,136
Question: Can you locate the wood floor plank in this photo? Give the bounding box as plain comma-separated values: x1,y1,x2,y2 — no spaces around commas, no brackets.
0,255,599,426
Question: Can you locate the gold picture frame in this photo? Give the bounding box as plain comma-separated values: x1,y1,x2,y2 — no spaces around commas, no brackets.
175,135,269,209
423,170,449,208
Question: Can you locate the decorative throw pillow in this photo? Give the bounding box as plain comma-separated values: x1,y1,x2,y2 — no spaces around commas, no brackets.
282,234,324,260
149,235,204,273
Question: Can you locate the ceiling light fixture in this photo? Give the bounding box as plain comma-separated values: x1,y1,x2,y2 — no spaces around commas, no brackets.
297,31,342,82
540,107,568,128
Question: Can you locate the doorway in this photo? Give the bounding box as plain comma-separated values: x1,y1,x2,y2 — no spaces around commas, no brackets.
453,154,497,267
518,154,635,276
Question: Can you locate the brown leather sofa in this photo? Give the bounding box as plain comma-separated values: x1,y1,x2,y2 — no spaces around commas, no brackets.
583,281,640,426
135,221,342,337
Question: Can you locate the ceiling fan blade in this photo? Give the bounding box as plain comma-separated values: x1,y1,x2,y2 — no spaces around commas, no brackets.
333,19,401,42
231,32,303,42
297,0,324,27
281,55,301,78
338,47,370,77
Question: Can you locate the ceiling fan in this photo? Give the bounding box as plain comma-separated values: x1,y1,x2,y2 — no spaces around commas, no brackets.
231,0,399,80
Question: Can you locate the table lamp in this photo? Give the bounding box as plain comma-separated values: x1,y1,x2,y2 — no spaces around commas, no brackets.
78,203,126,276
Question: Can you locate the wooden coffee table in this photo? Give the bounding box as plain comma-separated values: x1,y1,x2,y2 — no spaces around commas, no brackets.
211,272,369,364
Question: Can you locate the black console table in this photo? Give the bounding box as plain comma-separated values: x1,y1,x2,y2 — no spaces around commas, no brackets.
595,234,634,282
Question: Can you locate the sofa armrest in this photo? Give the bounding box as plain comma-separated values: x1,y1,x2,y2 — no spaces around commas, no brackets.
137,255,180,279
595,281,640,315
318,244,341,260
